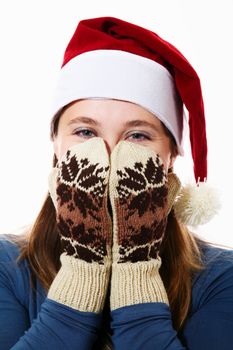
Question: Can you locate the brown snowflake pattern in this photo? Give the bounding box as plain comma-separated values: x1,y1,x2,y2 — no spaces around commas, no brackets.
55,148,111,264
112,154,169,263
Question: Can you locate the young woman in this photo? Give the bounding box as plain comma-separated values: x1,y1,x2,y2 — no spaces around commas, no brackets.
1,16,233,350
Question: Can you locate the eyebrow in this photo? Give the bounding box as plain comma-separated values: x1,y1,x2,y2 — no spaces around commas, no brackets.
67,116,161,133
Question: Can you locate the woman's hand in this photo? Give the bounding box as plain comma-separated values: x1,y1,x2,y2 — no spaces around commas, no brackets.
108,140,180,310
109,140,170,264
49,137,112,265
47,137,112,313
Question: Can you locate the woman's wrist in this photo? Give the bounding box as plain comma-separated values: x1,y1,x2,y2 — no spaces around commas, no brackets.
48,253,112,313
110,258,169,311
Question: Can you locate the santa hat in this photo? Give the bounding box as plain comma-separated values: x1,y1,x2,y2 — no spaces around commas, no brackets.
51,16,220,226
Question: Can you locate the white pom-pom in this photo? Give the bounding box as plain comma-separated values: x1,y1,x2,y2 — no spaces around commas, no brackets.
173,182,221,226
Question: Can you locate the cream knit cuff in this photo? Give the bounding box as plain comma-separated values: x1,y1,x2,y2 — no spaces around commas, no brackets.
110,258,169,311
47,253,111,313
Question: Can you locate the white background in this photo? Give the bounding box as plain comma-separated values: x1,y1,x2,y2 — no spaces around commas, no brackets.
0,0,232,246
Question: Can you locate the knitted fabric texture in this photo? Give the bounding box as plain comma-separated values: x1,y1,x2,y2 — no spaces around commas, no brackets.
48,137,112,312
109,141,173,310
167,171,181,215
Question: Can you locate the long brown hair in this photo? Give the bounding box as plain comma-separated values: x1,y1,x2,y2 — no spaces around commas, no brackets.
15,106,205,348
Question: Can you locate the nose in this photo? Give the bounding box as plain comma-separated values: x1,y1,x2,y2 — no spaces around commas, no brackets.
103,138,118,156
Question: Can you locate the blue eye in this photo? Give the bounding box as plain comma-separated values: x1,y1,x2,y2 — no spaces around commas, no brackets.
73,129,95,138
128,133,150,141
73,129,150,141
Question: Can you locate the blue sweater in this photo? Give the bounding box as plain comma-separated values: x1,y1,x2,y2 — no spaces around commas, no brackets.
0,234,233,350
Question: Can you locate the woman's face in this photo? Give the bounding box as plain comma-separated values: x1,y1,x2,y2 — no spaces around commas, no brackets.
53,99,177,172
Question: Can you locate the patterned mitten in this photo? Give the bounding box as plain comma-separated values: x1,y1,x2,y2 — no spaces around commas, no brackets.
109,141,180,310
47,137,112,313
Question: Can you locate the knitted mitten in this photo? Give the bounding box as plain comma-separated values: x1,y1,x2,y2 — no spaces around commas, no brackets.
47,137,112,313
109,141,180,310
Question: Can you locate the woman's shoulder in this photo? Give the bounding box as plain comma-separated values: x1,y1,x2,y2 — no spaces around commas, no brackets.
0,225,31,280
197,242,233,288
201,242,233,271
0,234,20,262
0,227,33,305
191,241,233,311
0,225,30,263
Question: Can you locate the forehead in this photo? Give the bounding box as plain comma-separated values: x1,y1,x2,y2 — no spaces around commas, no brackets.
59,99,162,127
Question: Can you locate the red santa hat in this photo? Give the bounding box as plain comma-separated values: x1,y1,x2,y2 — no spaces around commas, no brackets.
51,16,220,226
